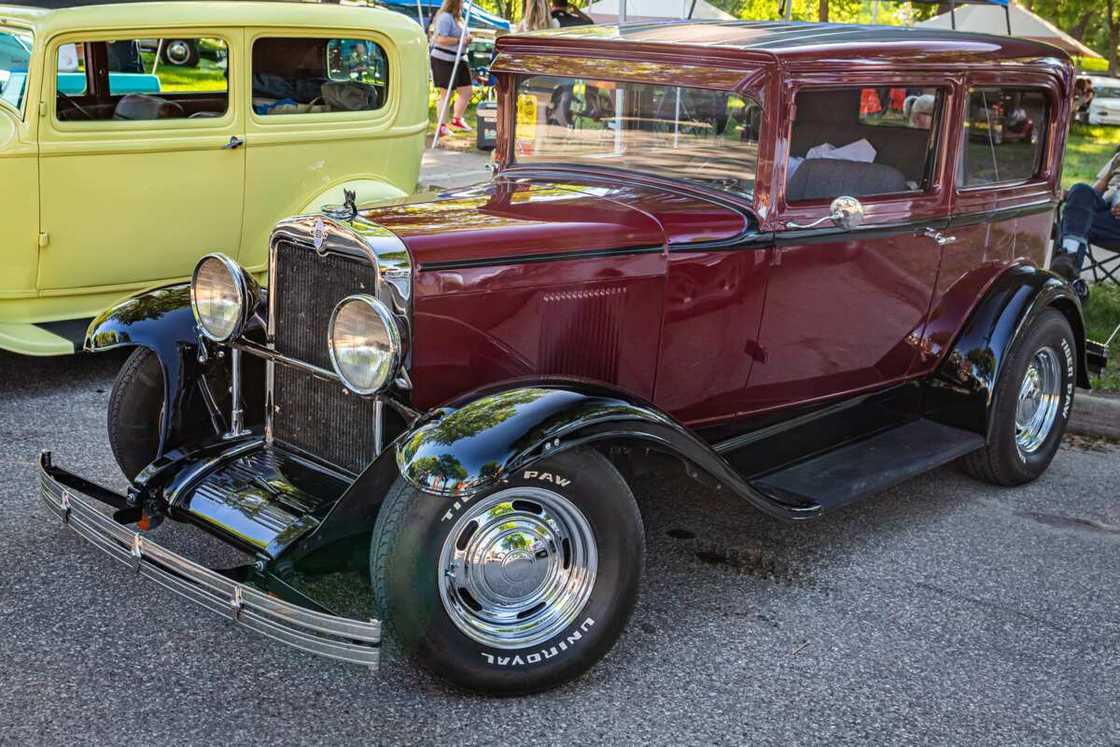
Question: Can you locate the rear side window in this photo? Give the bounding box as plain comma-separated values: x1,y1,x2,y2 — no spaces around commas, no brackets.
960,88,1048,188
252,37,388,116
54,37,229,122
786,86,943,203
1,28,33,111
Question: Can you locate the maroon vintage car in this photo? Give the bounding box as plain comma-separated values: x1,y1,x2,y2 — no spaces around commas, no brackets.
41,21,1107,694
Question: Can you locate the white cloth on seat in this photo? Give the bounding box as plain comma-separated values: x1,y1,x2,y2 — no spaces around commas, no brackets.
788,138,877,181
806,138,877,163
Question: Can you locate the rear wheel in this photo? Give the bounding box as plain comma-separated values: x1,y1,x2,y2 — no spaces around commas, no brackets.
370,449,644,694
161,39,199,67
107,347,164,481
960,309,1076,486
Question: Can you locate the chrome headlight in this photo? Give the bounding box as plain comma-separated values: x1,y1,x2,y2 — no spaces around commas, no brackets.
328,294,402,395
191,253,256,342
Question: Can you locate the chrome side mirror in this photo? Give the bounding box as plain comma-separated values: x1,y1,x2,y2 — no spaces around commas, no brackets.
787,196,865,230
828,196,864,230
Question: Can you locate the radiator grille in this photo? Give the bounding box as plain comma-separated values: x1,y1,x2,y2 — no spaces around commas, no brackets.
273,365,377,475
273,242,377,369
271,240,380,474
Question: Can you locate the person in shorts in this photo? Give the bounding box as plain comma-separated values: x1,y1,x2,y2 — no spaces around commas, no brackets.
430,0,474,135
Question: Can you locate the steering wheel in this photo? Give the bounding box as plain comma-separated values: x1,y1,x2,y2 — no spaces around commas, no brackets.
56,90,94,121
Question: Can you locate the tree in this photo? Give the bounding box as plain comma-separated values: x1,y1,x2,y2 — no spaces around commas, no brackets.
819,0,828,22
1109,0,1120,76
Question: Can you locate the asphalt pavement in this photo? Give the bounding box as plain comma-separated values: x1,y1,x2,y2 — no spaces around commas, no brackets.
1,349,1118,745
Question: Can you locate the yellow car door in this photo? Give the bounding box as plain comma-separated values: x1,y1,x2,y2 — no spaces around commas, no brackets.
37,30,245,291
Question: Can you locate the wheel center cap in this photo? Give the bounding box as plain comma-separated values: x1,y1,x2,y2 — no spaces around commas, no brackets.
500,550,535,583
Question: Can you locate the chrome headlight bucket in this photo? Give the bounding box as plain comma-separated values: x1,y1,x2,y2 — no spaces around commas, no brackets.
191,253,258,343
328,294,402,395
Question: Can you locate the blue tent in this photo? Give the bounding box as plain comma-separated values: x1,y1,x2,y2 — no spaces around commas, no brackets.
378,0,512,31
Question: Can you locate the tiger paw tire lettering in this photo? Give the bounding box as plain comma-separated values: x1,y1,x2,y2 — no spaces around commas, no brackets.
369,449,644,694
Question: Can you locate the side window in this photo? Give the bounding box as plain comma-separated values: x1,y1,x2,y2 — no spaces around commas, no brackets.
54,37,229,122
787,86,943,203
1,28,33,111
252,37,388,116
961,87,1048,188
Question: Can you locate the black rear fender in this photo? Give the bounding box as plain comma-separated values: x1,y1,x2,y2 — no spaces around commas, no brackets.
925,264,1088,438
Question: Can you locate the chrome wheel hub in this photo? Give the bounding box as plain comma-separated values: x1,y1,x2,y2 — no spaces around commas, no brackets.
166,40,191,64
438,487,597,650
1015,345,1062,455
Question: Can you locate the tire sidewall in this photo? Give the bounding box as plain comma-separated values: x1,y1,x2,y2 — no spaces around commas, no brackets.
990,310,1076,481
377,450,643,694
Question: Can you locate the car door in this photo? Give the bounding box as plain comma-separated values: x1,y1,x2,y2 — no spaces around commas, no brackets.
922,76,1062,366
744,79,955,411
36,29,245,291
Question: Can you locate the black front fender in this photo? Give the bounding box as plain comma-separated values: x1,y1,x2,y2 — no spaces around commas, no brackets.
396,384,817,521
926,264,1088,437
85,284,205,455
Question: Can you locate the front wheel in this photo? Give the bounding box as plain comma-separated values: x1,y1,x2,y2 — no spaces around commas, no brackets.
108,347,164,481
960,309,1076,486
370,449,644,695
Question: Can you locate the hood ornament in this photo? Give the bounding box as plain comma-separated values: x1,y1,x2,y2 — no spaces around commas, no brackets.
321,188,359,223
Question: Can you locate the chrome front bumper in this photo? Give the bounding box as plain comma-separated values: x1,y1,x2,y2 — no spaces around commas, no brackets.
38,453,381,667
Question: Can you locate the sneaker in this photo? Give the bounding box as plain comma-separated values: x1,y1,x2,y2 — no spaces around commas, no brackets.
436,124,452,138
449,116,472,132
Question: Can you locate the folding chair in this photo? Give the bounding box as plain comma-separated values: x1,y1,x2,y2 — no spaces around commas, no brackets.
1082,242,1120,286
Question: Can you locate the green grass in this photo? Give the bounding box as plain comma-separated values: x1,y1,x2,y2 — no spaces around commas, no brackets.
1082,283,1120,392
1063,124,1120,191
138,51,227,93
1059,124,1120,391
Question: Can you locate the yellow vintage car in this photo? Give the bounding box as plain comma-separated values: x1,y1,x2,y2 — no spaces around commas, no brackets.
0,0,427,355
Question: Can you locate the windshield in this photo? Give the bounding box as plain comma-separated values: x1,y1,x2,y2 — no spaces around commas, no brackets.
1096,86,1120,100
513,75,760,200
0,29,32,112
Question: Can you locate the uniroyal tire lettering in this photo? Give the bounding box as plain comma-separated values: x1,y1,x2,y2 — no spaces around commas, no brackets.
1061,338,1074,419
522,470,571,487
480,618,595,666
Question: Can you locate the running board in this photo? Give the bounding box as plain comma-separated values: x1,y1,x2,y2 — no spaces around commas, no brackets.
751,419,985,512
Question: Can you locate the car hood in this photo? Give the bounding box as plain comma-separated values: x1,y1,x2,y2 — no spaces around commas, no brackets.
357,177,749,269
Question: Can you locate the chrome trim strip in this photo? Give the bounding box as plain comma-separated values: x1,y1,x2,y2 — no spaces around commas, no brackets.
38,456,380,667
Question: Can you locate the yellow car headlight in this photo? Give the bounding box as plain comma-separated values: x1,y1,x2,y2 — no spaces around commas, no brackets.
328,294,402,395
190,254,255,343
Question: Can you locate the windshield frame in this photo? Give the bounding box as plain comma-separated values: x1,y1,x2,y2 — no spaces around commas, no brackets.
0,25,34,118
505,72,762,206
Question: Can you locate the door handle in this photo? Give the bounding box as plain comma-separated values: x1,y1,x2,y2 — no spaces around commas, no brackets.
222,136,245,150
923,227,958,246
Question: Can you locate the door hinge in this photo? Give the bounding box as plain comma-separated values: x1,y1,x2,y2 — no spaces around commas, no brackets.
38,232,49,249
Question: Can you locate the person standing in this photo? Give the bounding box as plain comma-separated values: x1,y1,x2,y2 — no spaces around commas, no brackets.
517,0,560,32
430,0,474,136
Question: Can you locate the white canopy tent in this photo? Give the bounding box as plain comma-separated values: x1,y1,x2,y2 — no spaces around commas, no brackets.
587,0,733,24
917,2,1101,59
